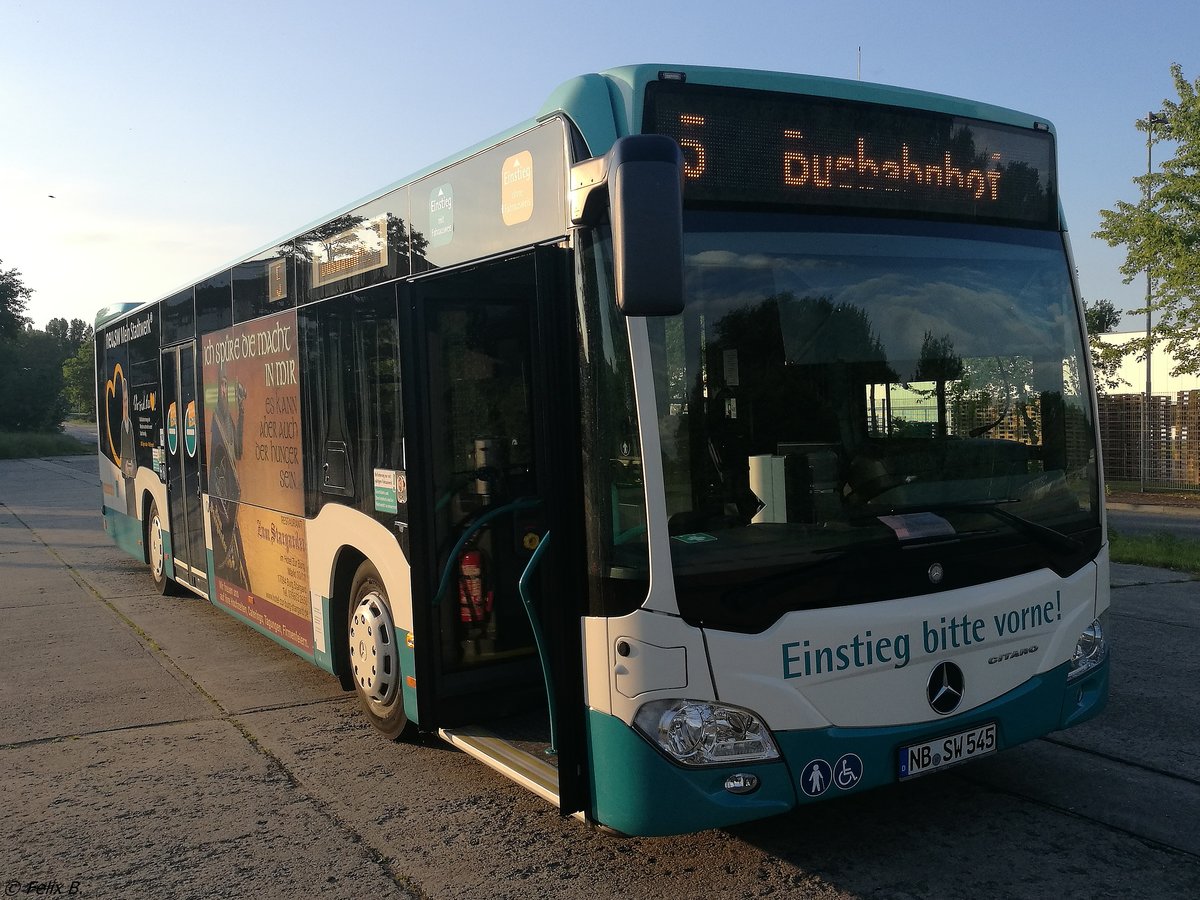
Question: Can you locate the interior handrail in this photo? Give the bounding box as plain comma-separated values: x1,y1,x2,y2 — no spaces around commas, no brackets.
431,496,543,607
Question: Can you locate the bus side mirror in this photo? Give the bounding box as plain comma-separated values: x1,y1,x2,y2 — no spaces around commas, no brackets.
571,135,684,317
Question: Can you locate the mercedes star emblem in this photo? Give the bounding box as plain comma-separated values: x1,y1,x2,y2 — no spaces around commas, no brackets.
927,661,965,715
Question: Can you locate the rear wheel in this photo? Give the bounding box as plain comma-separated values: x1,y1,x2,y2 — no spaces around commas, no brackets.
348,560,414,740
147,500,180,596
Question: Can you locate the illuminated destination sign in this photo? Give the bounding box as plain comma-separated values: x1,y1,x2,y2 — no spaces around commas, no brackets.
644,81,1056,227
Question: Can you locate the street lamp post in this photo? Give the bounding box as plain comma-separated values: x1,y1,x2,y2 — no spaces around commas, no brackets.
1142,111,1168,493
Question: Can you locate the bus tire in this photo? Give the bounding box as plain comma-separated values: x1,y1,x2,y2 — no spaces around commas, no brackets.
147,499,181,596
348,560,414,740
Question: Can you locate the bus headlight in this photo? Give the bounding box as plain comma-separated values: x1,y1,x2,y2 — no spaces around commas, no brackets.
633,699,779,766
1067,616,1108,682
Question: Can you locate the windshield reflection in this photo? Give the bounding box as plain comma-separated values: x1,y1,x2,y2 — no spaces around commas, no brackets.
642,216,1099,625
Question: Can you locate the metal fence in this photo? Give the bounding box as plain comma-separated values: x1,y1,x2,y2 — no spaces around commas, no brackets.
1098,391,1200,492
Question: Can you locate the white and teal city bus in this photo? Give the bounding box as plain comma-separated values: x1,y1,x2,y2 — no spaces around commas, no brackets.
95,64,1109,836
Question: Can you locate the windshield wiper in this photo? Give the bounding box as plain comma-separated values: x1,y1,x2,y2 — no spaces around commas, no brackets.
879,500,1083,554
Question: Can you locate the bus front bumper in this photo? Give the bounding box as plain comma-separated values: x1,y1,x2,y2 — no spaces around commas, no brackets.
586,659,1107,837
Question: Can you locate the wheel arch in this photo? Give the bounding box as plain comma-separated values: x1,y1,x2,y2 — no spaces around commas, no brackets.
307,503,414,691
138,480,169,565
328,544,366,690
140,490,156,565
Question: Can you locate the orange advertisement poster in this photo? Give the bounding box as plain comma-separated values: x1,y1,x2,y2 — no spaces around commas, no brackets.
211,508,313,655
202,310,312,654
202,310,303,515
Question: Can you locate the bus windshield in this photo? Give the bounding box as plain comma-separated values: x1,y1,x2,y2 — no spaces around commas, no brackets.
643,213,1100,631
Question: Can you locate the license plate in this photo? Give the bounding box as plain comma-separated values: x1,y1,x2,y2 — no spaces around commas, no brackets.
898,722,997,779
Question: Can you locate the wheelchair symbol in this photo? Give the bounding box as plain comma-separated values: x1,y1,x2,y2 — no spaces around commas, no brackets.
834,753,864,790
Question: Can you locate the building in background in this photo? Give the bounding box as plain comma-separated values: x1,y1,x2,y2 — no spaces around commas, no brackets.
1094,332,1200,490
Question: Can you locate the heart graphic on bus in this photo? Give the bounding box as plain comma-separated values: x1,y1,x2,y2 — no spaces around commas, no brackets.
104,363,125,464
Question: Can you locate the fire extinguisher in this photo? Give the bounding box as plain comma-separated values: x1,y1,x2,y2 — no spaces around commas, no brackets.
457,549,493,625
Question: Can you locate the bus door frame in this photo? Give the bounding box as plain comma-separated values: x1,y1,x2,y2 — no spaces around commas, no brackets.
160,342,208,594
404,245,588,816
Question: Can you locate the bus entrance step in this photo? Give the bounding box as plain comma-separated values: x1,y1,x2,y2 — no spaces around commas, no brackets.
438,726,560,807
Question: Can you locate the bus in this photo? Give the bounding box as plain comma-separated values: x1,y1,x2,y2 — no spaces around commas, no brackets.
94,64,1109,837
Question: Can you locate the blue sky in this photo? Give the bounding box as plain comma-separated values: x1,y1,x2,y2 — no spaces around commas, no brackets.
2,0,1195,331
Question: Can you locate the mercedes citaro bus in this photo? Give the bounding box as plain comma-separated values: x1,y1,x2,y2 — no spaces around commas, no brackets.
95,64,1109,836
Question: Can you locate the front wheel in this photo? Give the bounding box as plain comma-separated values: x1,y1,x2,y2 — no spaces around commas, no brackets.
348,560,414,740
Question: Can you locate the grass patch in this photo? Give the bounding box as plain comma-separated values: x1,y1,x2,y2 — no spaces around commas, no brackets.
0,430,94,459
1110,528,1200,575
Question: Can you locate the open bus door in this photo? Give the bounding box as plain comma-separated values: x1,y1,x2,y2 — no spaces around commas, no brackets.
407,248,588,817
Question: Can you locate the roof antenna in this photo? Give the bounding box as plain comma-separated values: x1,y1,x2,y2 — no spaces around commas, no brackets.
857,46,862,80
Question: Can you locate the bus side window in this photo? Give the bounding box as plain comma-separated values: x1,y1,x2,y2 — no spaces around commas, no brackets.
305,287,403,519
317,305,355,499
352,295,406,532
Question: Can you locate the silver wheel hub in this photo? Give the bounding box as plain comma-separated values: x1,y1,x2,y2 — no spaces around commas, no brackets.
150,514,165,578
349,590,399,708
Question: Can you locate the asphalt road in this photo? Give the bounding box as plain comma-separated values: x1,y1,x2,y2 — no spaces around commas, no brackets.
2,456,1198,899
61,421,98,446
1108,503,1200,538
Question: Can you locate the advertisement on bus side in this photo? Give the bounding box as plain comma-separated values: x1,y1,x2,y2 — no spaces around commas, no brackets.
202,309,313,654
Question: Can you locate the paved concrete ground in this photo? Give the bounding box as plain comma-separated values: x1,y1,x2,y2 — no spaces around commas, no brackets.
2,456,1199,899
0,457,411,899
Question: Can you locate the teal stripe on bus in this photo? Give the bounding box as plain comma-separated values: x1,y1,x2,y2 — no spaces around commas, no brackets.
312,594,335,676
399,635,419,726
586,708,796,837
103,506,143,561
586,659,1107,835
161,527,178,581
773,660,1108,806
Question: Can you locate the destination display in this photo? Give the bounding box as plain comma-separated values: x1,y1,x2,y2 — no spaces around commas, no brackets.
644,81,1056,227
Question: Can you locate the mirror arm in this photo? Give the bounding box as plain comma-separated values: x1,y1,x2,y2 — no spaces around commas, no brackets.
569,155,610,225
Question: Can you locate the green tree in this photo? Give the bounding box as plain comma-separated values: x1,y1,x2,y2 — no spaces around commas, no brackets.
1085,297,1122,333
68,317,91,348
62,340,96,419
0,330,69,431
914,331,964,438
45,316,70,345
45,316,92,353
21,314,95,427
1083,298,1130,392
0,263,69,431
1095,63,1200,375
0,259,33,340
